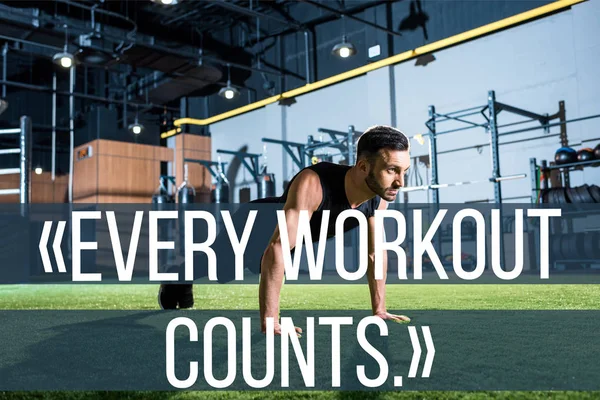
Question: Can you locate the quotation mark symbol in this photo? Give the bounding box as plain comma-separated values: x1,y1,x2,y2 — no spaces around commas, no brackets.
39,221,67,273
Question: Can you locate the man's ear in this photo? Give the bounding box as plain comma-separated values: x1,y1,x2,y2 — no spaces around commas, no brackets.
356,158,370,174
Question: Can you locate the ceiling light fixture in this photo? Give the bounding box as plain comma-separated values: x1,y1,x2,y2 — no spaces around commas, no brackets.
332,15,357,59
218,64,240,100
53,25,75,69
128,108,145,135
332,36,357,58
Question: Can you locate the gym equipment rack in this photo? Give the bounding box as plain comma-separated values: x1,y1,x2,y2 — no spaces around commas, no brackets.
414,90,568,205
0,116,32,203
262,125,359,170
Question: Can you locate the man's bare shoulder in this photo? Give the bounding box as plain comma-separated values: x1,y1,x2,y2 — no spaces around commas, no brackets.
285,169,322,210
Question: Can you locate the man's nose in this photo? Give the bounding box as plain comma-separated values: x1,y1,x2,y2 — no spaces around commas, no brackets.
394,174,404,188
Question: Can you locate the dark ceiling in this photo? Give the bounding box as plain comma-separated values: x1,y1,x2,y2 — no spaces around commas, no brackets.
0,0,556,171
0,0,555,119
0,0,398,107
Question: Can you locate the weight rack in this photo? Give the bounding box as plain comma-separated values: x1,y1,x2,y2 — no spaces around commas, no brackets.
215,149,263,184
413,90,573,269
262,125,359,170
0,116,32,204
530,158,600,204
418,90,567,205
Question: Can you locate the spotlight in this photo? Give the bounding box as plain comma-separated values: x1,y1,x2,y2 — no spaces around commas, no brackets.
128,116,144,135
218,86,239,100
53,52,74,68
129,107,145,135
332,36,356,58
152,0,178,4
128,120,144,135
34,167,43,175
53,25,74,69
218,64,239,100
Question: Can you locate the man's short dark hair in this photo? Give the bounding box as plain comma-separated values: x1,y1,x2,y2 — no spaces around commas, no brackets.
356,125,410,164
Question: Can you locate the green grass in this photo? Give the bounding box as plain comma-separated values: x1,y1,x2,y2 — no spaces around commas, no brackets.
1,284,599,399
1,284,599,310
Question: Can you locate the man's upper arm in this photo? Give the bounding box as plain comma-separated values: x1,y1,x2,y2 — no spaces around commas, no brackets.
267,169,322,249
368,199,388,254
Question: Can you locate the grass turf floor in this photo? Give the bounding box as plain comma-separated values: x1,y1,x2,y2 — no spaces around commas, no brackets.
0,284,599,399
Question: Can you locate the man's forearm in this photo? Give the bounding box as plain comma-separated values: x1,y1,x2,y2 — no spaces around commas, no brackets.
259,244,285,330
367,250,388,314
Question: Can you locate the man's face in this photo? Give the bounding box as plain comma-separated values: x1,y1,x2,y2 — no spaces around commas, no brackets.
364,149,410,201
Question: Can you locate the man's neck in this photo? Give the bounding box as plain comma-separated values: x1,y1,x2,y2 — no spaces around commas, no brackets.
345,166,375,208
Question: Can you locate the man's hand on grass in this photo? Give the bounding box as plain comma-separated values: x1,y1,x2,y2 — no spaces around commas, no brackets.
374,311,411,323
262,320,303,337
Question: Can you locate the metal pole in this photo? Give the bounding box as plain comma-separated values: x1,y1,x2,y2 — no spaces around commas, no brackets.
304,31,311,84
19,116,31,204
347,124,359,272
2,43,7,98
123,75,128,130
487,90,505,270
530,158,538,204
69,67,75,203
52,72,57,182
540,160,548,194
347,125,355,165
558,101,570,188
487,91,502,203
427,105,442,261
427,105,439,205
0,78,179,112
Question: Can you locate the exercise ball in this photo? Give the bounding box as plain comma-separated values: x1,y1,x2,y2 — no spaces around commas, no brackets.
591,143,600,167
554,147,577,165
577,148,595,162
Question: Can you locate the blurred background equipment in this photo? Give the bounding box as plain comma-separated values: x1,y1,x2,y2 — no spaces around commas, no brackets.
151,175,175,204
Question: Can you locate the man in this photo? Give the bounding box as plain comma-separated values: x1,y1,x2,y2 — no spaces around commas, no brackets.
159,125,412,331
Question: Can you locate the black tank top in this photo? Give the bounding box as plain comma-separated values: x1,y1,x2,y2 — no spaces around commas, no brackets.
278,162,382,239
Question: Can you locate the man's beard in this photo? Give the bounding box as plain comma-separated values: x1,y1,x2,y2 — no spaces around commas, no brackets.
365,170,398,201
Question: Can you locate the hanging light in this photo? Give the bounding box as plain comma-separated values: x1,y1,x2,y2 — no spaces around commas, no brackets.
34,167,43,175
128,118,144,135
332,36,357,58
53,25,75,69
128,108,144,135
332,15,356,59
218,86,239,100
218,64,239,100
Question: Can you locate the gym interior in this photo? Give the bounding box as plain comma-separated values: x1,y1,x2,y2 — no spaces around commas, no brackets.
0,1,599,396
0,0,597,207
0,0,598,272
